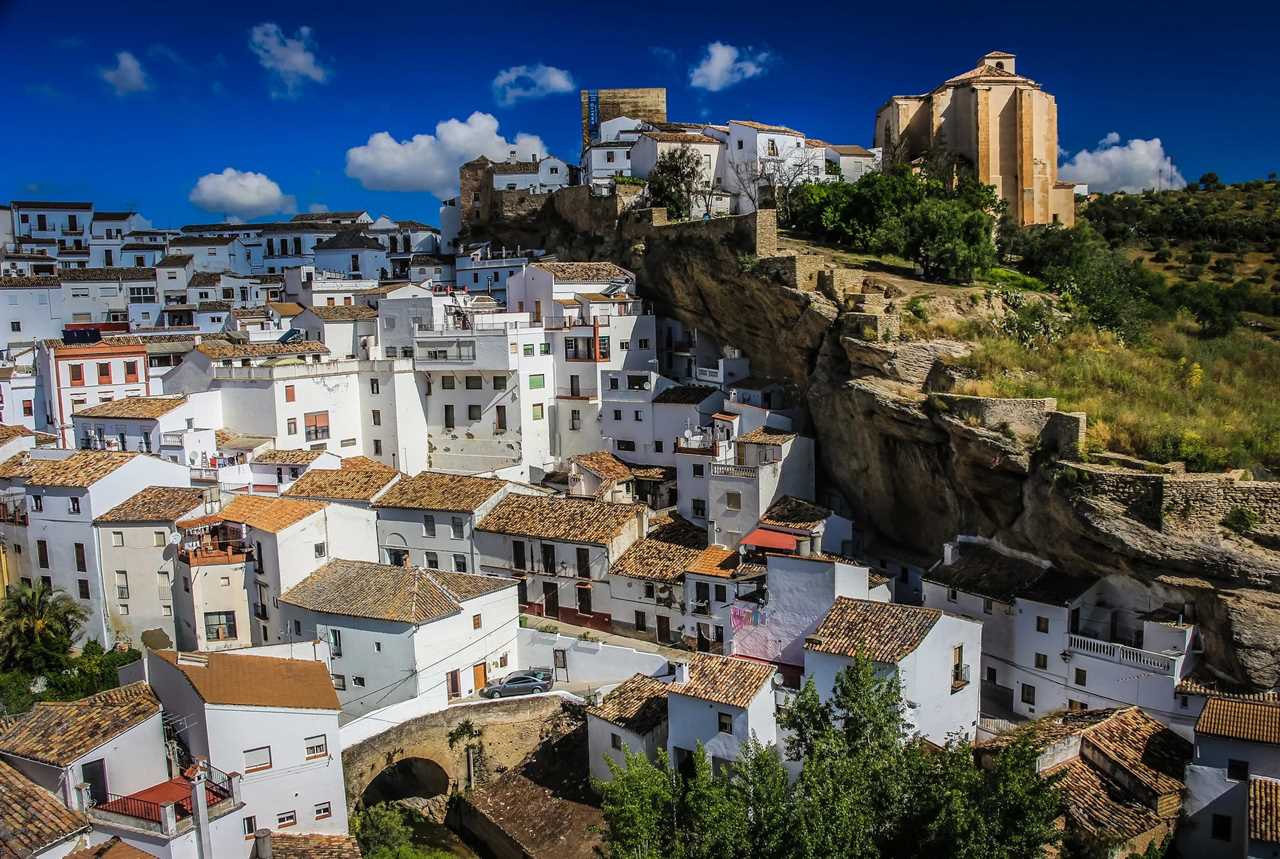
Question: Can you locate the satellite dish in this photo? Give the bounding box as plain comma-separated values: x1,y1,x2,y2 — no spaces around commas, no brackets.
683,429,694,440
168,532,182,545
771,673,785,689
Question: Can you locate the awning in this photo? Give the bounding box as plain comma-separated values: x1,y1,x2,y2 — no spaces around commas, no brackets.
742,528,797,551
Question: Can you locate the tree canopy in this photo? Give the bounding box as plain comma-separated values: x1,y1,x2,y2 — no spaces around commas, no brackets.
647,145,705,221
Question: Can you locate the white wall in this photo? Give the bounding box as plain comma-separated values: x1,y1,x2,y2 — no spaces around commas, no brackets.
517,627,668,682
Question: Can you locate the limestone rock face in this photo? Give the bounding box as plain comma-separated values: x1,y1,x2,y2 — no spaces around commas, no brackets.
482,205,1280,689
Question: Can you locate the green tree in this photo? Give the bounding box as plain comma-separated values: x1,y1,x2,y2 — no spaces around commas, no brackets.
351,803,413,856
647,145,704,221
900,197,997,283
0,582,87,674
725,739,791,859
597,748,677,859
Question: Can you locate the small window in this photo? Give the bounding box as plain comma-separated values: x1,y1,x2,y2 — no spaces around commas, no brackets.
468,404,481,421
153,530,166,547
284,384,295,402
370,378,380,395
1228,759,1249,781
69,496,81,514
472,613,483,630
276,810,296,828
523,344,534,357
611,732,623,750
465,375,482,390
493,375,506,390
372,409,382,426
725,491,741,511
242,816,257,837
1035,616,1049,633
424,514,436,536
1211,814,1232,841
314,801,332,820
947,588,958,602
304,735,328,758
454,554,467,572
244,746,272,772
714,584,726,603
293,619,302,636
111,531,124,547
982,598,993,614
314,542,326,559
644,583,655,599
532,404,544,421
528,374,545,390
1074,668,1087,687
717,712,733,734
441,376,455,390
353,675,365,687
1034,653,1048,670
78,579,90,600
693,464,704,478
1020,684,1036,706
332,674,346,690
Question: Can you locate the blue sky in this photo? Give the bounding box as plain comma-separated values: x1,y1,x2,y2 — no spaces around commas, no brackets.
3,0,1276,227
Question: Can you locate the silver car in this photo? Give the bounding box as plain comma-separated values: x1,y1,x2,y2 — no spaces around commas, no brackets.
480,673,552,699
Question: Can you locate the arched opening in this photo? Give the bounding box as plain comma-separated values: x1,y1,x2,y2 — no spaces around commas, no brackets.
361,757,450,807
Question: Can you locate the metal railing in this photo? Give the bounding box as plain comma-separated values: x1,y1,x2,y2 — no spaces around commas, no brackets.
93,792,166,824
1067,633,1179,675
161,432,185,446
710,463,758,479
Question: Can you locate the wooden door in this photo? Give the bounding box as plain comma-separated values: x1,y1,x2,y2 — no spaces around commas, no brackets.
657,615,670,642
543,582,559,617
447,669,461,699
472,662,487,693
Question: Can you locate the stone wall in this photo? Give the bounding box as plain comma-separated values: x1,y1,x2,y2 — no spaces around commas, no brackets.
933,393,1059,439
1069,463,1280,533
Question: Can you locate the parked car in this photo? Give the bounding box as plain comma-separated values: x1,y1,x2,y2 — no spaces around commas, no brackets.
507,667,553,684
479,673,552,699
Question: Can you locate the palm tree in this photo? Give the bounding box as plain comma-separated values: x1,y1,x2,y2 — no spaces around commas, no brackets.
0,581,88,674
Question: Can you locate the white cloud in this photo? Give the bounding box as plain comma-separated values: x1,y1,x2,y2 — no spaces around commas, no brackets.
1059,133,1186,193
689,42,769,92
308,203,329,213
491,63,575,107
345,112,548,198
148,44,189,69
99,51,149,96
248,23,329,98
188,168,297,219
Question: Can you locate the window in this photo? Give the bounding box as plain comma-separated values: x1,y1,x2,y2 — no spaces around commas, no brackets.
1074,668,1087,687
612,410,622,421
635,610,647,631
714,584,727,603
644,583,655,599
468,404,481,421
1020,684,1036,706
532,403,544,420
78,579,90,599
528,374,545,390
725,491,741,511
1035,616,1049,633
206,611,237,641
373,439,382,456
615,439,635,452
946,588,958,602
371,409,381,426
304,735,328,759
1228,759,1250,781
375,642,382,652
32,495,43,513
243,746,272,772
115,571,129,600
451,516,464,539
425,551,439,568
111,531,124,547
465,375,482,390
370,378,380,395
444,405,455,429
314,802,332,820
1034,653,1048,670
441,376,455,390
609,377,619,391
424,514,437,536
493,375,507,391
314,542,326,559
638,339,649,349
611,732,622,749
692,499,706,517
153,530,165,547
119,604,130,616
331,674,346,690
693,464,704,478
982,598,993,614
284,384,296,402
69,363,84,386
74,542,87,572
472,613,483,630
633,410,643,422
276,811,296,828
303,411,330,442
1211,814,1232,841
717,712,733,734
287,418,297,435
523,343,534,357
242,816,257,837
453,554,467,572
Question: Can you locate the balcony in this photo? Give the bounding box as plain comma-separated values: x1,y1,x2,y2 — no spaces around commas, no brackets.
710,463,758,479
180,541,252,566
691,599,712,617
694,366,723,383
951,663,971,692
160,431,185,447
1067,634,1181,675
414,343,476,362
253,603,269,621
61,227,83,236
89,765,237,836
190,467,218,483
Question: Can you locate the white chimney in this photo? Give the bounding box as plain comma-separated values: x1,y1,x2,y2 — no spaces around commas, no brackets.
673,660,690,683
943,541,958,566
191,761,214,859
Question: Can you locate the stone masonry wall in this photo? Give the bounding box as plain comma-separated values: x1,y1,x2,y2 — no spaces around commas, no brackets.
933,393,1059,438
1070,463,1280,533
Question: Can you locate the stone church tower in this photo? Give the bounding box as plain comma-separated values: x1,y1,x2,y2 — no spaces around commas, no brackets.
874,52,1076,227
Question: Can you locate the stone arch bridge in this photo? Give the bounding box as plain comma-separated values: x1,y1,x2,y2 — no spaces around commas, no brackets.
342,694,568,810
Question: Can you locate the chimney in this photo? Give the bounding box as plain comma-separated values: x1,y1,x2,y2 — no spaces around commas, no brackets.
160,802,179,836
508,149,517,162
672,660,690,683
190,760,214,859
73,783,92,811
254,829,274,859
943,541,958,566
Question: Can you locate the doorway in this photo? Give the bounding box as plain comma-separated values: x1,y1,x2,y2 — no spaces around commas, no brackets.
657,615,670,642
472,662,487,693
82,759,108,805
543,582,559,617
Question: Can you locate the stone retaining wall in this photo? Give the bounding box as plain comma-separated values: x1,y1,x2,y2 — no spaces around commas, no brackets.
1068,462,1280,533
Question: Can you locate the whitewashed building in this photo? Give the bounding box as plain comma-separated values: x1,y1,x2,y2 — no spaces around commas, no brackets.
372,471,511,571
667,653,779,774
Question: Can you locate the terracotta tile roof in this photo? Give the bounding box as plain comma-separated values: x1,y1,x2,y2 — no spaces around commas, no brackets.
730,120,803,136
67,836,154,858
154,649,340,710
1197,698,1280,745
0,275,61,289
588,674,669,734
254,448,326,466
231,306,270,319
0,760,89,855
283,460,400,502
197,340,328,359
1083,707,1188,796
10,200,92,209
43,335,145,349
1253,779,1280,843
307,304,379,321
313,230,383,251
59,267,154,282
0,425,33,444
491,160,542,175
220,494,324,534
687,546,742,578
26,451,138,487
96,486,206,523
478,494,643,545
1047,758,1164,841
669,653,776,708
944,63,1031,86
282,559,455,624
925,542,1094,606
737,425,797,444
0,452,36,480
652,384,717,405
642,131,721,145
188,272,221,288
268,301,305,317
169,235,238,247
759,496,830,530
291,210,368,222
805,597,941,664
0,682,159,766
74,395,187,420
1175,676,1280,702
266,832,363,859
623,462,676,482
373,471,506,512
530,261,632,282
572,450,633,484
831,144,875,157
611,514,706,583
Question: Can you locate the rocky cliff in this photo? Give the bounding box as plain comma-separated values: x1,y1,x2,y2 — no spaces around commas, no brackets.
478,202,1280,690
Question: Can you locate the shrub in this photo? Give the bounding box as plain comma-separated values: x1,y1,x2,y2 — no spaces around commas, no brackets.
1222,507,1260,534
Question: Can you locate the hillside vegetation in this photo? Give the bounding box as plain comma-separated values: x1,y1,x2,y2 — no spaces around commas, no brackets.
787,171,1280,474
